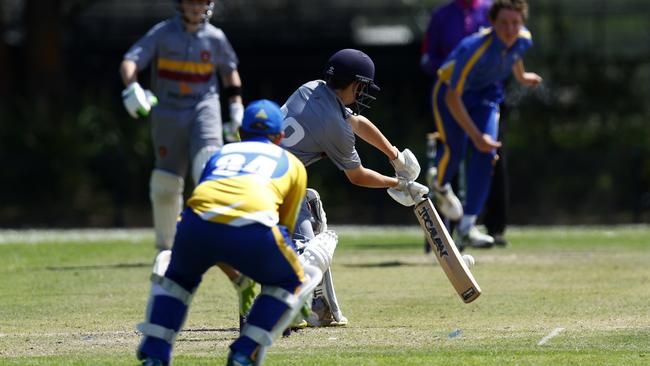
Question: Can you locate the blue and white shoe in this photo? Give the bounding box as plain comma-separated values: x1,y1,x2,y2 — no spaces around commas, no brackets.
139,357,167,366
458,226,494,249
226,351,253,366
431,183,463,221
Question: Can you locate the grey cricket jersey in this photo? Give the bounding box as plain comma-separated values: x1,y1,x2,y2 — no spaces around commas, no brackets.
124,15,238,109
280,80,361,171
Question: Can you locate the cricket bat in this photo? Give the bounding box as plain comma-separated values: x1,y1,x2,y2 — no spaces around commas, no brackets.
414,197,481,303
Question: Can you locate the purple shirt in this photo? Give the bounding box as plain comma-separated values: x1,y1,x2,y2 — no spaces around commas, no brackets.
420,0,491,76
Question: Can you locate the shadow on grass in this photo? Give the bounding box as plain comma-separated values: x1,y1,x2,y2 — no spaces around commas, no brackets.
46,262,150,271
177,327,240,341
345,243,421,250
345,260,434,268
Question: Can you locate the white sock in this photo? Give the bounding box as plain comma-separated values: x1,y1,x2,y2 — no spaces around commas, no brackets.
458,215,477,234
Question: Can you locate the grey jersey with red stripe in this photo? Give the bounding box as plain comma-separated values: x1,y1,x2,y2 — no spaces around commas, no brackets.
124,15,238,109
280,80,361,170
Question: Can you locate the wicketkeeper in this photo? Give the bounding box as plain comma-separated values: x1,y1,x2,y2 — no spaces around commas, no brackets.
135,100,316,366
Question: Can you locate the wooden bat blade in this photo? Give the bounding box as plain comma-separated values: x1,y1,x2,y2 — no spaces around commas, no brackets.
414,198,481,303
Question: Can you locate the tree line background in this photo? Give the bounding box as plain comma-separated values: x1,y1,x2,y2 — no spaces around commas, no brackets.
1,0,649,227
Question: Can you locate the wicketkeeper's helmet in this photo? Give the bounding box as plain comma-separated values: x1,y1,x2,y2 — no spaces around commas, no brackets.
324,49,380,115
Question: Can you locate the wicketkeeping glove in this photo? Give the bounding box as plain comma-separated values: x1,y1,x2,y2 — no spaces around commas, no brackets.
390,147,421,181
121,82,158,118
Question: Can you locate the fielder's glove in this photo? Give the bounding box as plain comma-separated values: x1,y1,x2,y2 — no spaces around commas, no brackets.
390,147,421,181
121,82,157,119
388,177,429,207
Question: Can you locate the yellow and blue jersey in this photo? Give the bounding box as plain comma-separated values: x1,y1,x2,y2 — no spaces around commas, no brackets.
438,27,533,99
188,137,307,233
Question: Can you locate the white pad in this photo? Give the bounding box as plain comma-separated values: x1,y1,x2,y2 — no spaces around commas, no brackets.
150,170,184,250
299,230,338,273
243,264,323,365
322,269,347,324
391,148,421,181
153,249,172,276
122,82,155,118
138,249,194,345
305,188,327,234
191,145,219,186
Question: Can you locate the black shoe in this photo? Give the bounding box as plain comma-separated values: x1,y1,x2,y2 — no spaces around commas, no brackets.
491,233,509,247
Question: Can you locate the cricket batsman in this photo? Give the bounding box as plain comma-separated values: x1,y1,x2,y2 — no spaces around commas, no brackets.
280,48,430,326
119,0,244,252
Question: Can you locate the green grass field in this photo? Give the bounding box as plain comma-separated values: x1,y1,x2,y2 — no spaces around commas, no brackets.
1,226,649,365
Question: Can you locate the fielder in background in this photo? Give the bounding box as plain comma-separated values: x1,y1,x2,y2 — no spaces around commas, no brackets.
135,100,315,366
431,0,541,250
420,0,492,252
281,48,428,326
119,0,244,252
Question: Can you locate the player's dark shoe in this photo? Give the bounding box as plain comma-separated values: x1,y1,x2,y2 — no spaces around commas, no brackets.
491,233,509,247
136,349,168,366
226,351,254,366
424,239,432,254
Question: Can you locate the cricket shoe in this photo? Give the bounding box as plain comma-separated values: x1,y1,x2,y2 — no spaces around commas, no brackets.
139,359,167,366
431,183,463,221
226,351,253,366
490,233,509,247
137,353,167,366
458,226,494,249
306,295,348,327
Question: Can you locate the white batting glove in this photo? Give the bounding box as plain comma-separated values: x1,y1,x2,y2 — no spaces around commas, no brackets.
223,102,244,142
391,147,421,181
229,101,244,128
122,82,157,118
223,122,240,142
388,178,429,207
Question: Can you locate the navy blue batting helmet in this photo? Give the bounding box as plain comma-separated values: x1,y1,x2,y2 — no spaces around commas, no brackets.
325,49,379,91
324,49,379,114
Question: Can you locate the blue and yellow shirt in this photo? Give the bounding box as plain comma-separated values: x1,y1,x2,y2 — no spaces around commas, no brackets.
437,27,533,101
188,138,307,233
